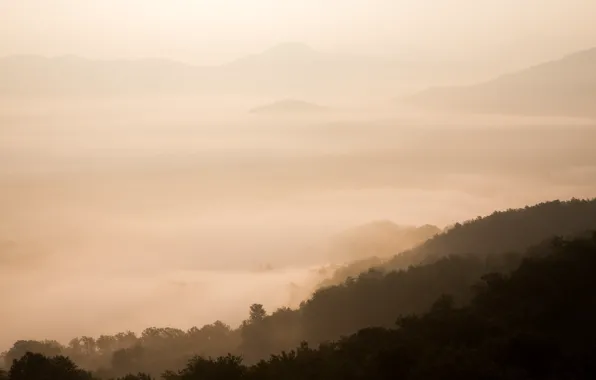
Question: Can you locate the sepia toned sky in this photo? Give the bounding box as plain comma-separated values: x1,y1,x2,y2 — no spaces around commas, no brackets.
1,0,595,64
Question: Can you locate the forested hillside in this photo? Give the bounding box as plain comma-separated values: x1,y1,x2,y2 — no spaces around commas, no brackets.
2,199,595,378
393,198,596,267
325,198,596,285
3,233,595,379
326,221,440,263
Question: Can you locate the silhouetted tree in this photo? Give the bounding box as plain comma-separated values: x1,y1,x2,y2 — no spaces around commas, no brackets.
248,304,267,323
114,373,153,380
6,200,596,379
8,352,92,380
164,354,245,380
4,341,63,368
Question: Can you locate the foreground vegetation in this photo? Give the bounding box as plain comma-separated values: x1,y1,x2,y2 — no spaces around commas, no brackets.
2,199,595,379
3,233,596,379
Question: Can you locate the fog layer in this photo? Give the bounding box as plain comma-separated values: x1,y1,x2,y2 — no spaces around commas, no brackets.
2,92,595,349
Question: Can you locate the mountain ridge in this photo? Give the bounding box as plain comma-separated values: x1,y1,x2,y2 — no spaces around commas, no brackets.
407,47,596,118
0,42,504,97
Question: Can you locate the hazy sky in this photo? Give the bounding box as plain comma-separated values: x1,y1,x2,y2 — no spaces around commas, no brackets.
1,0,595,64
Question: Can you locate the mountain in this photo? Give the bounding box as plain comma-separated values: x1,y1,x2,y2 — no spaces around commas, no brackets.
0,44,379,97
389,198,596,269
6,234,596,379
249,99,329,115
315,221,440,289
5,200,596,377
325,221,439,262
407,47,596,118
322,199,596,287
0,55,205,96
0,43,489,98
220,43,412,97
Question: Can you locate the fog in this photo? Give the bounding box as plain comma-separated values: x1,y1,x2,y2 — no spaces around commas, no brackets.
2,93,596,350
1,0,596,357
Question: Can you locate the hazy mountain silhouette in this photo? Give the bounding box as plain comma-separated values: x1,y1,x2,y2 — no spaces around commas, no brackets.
219,43,403,97
325,221,440,262
320,199,596,288
407,47,596,118
0,43,488,98
386,198,596,270
249,99,329,115
0,54,204,95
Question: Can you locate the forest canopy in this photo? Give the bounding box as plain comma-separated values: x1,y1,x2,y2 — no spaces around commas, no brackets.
2,199,595,379
3,232,596,379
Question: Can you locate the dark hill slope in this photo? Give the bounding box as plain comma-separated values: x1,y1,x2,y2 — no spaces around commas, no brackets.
322,199,596,287
6,235,596,379
388,198,596,269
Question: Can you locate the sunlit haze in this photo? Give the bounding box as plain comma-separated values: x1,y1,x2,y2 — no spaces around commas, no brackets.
1,0,595,64
1,1,596,377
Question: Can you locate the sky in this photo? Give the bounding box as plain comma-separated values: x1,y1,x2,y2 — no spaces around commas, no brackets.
1,0,595,64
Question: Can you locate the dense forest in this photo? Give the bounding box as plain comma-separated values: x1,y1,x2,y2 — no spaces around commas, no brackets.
324,198,596,285
2,199,596,379
3,233,596,380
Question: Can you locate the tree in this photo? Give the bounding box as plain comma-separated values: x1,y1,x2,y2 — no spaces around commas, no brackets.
111,346,145,377
168,354,245,380
249,304,267,323
8,352,92,380
96,335,117,354
115,373,153,380
5,200,596,378
114,332,138,350
4,341,63,367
